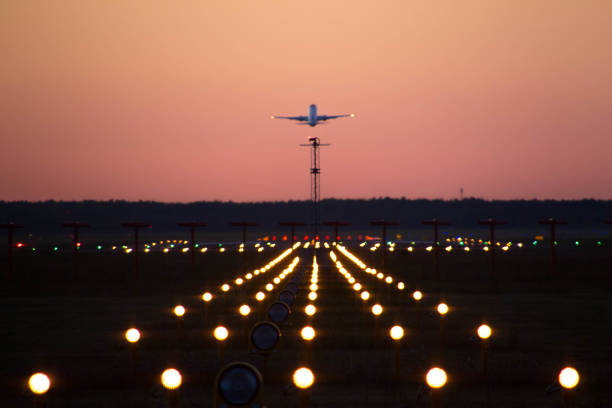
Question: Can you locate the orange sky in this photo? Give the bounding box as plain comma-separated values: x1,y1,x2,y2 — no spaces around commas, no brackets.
1,1,611,201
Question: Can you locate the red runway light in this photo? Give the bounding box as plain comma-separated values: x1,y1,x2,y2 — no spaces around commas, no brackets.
16,242,24,247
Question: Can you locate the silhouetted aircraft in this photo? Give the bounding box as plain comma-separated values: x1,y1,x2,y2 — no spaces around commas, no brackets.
271,104,354,127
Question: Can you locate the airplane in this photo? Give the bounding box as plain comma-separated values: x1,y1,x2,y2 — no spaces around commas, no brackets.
271,104,354,127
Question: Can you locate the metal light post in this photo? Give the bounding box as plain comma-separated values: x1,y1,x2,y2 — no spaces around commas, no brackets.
539,218,567,276
370,220,399,271
177,222,206,276
1,222,22,280
423,219,451,283
61,222,90,280
279,221,305,246
122,222,151,279
231,221,259,274
478,219,506,280
323,220,351,242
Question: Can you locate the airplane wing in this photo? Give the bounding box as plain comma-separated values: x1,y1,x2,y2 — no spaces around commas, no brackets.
317,114,354,121
271,115,308,121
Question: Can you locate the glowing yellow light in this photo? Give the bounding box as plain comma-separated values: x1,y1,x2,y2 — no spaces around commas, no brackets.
348,277,356,284
293,367,314,389
273,277,281,284
28,373,50,394
445,245,452,252
125,328,141,343
352,283,362,291
390,325,404,340
407,246,413,252
300,326,316,341
376,272,384,279
477,324,492,340
305,304,316,316
483,246,489,251
221,284,230,292
235,278,244,285
239,304,251,316
265,283,274,291
426,246,433,252
309,283,318,291
308,292,318,301
173,305,186,317
255,291,265,301
360,291,370,301
426,367,447,388
371,304,383,316
350,113,355,117
202,292,213,302
412,290,423,301
385,276,393,284
464,246,470,252
161,368,182,390
502,246,509,251
397,282,405,290
558,367,579,389
437,303,448,315
213,326,229,341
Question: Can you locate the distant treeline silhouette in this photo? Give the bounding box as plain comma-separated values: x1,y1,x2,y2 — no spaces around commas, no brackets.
1,198,611,232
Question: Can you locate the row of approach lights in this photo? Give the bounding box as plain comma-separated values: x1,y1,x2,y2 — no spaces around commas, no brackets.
198,243,300,305
300,256,320,341
28,364,579,395
335,246,408,292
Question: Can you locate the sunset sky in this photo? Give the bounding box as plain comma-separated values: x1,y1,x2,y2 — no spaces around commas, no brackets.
1,1,611,202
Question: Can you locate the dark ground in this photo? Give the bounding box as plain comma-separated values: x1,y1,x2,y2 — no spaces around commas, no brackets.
1,239,611,407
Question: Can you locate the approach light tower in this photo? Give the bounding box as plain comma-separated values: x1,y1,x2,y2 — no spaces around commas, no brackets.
300,137,329,238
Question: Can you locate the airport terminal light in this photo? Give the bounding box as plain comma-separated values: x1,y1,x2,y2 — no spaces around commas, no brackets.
477,324,492,340
255,291,266,301
161,368,182,390
125,328,141,343
426,367,447,388
371,304,383,316
413,290,423,301
437,303,448,315
301,326,316,341
173,305,185,317
305,304,317,316
239,304,251,316
28,373,50,394
293,367,315,389
202,292,213,302
390,325,404,340
214,326,229,341
559,367,579,389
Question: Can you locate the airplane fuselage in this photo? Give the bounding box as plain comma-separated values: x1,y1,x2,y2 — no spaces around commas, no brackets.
308,104,318,126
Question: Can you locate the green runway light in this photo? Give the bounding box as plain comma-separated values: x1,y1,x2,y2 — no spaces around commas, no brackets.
32,248,36,251
597,241,602,246
532,241,538,245
97,245,102,250
195,243,199,247
53,246,58,251
575,241,580,246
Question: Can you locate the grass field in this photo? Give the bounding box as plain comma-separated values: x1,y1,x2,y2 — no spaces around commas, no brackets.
1,240,611,407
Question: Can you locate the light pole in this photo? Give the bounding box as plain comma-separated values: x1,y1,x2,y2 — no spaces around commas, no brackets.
177,222,206,276
61,222,90,280
122,222,151,279
231,221,259,273
323,220,351,242
539,218,567,276
1,222,22,280
478,219,506,280
423,219,451,284
370,220,399,271
279,221,305,246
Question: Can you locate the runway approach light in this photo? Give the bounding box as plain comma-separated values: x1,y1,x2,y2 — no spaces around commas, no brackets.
426,367,447,388
125,328,141,343
293,367,315,389
174,305,186,317
360,291,370,301
477,324,492,340
255,291,266,301
437,303,449,315
221,284,230,292
301,326,316,341
28,373,50,394
390,325,404,340
559,367,580,389
371,304,383,316
308,292,318,301
214,326,229,341
202,292,213,302
239,304,251,316
305,304,317,316
413,290,423,301
161,368,182,390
